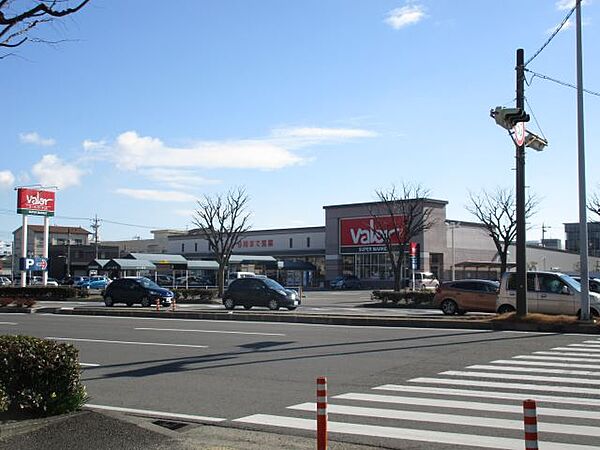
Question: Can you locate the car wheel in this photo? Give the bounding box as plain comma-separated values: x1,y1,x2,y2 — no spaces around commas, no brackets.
267,299,279,310
577,308,600,319
287,306,297,311
140,297,151,307
440,299,458,315
104,296,114,307
243,305,252,310
497,304,515,315
223,298,235,310
126,301,134,307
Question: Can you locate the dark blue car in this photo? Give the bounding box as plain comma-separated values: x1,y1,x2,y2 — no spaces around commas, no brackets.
102,277,173,307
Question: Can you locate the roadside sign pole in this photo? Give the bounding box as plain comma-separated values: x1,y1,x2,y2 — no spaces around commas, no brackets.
515,48,527,318
42,215,49,286
20,213,28,287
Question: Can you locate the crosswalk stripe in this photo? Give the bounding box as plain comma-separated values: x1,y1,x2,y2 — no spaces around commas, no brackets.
374,384,600,407
468,364,600,376
570,343,600,348
491,359,600,369
441,370,600,385
288,402,600,437
409,377,600,395
332,393,600,419
233,414,598,450
516,354,600,363
534,351,600,358
551,347,600,353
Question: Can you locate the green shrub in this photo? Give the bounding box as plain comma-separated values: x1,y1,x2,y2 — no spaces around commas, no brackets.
172,288,218,303
371,290,435,306
0,286,82,300
0,335,88,417
0,384,8,413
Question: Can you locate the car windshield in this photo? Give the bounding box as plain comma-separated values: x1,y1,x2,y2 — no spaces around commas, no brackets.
560,274,581,292
138,277,161,290
263,278,285,291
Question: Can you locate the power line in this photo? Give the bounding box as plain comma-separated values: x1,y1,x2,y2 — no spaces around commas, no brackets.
525,3,577,67
524,96,547,141
525,68,600,97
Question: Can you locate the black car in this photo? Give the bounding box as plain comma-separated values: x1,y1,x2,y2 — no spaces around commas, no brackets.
102,277,173,307
222,277,301,311
330,275,362,289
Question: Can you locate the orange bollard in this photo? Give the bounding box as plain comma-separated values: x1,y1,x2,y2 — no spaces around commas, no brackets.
523,399,538,450
171,296,176,312
155,297,160,311
317,377,327,450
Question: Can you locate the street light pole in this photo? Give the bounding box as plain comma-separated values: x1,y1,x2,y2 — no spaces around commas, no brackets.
515,48,528,318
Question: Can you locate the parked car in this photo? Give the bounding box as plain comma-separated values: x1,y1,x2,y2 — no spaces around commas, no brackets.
77,275,111,290
403,272,440,291
496,271,600,316
571,276,600,294
61,276,88,286
155,274,174,287
30,276,59,286
433,279,499,315
175,275,213,288
0,276,12,286
330,275,362,289
222,277,300,310
102,277,173,307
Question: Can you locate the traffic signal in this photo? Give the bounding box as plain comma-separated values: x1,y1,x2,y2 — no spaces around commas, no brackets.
490,106,530,130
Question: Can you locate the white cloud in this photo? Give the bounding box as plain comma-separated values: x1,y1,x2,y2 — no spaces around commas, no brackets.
115,188,196,202
173,208,196,218
31,155,83,189
140,168,221,189
271,127,377,139
83,139,107,151
385,4,426,30
19,132,56,147
556,0,589,10
546,18,574,34
0,170,15,189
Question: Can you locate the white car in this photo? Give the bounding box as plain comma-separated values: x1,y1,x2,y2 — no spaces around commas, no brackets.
496,270,600,317
0,276,11,286
30,276,59,286
408,272,440,291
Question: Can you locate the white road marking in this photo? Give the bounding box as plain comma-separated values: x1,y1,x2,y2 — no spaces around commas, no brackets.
80,363,100,367
374,384,600,407
409,377,600,395
516,354,600,363
441,370,600,386
46,337,208,349
491,359,600,370
288,402,600,437
134,327,285,336
534,351,600,358
468,364,600,376
86,404,225,422
332,393,600,419
551,347,600,353
233,414,596,450
0,321,17,325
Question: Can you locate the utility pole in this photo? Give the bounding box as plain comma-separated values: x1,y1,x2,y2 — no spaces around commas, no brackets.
541,223,551,247
515,48,527,318
90,214,101,260
576,0,590,320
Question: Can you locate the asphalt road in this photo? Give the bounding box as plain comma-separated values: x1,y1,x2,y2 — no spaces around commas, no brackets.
2,312,600,449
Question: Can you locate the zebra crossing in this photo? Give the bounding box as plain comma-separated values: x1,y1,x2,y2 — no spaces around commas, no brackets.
234,338,600,449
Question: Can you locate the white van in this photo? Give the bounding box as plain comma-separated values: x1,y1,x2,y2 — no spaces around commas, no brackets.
496,270,600,316
409,272,439,291
226,271,256,286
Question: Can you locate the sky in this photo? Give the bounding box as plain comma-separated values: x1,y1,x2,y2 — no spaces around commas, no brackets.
0,0,599,243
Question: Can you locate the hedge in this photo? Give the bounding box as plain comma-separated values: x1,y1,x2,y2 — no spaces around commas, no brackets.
0,286,88,300
0,335,88,417
172,288,218,303
371,290,435,306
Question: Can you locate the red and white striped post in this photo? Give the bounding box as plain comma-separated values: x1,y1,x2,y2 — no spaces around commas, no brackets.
523,399,538,450
155,297,160,311
171,296,177,312
316,376,327,450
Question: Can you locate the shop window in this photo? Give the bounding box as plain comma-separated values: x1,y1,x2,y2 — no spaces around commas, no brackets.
194,242,198,252
289,238,293,248
306,237,310,248
181,243,185,252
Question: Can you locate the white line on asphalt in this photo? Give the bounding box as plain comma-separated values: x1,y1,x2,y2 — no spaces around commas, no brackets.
288,402,600,437
534,351,600,358
332,393,600,419
441,370,600,385
409,377,600,395
467,364,600,377
80,363,100,367
517,355,600,363
552,347,600,353
46,337,208,349
133,327,285,336
491,359,600,370
85,404,225,422
374,384,600,407
233,414,596,450
0,321,17,325
577,342,600,346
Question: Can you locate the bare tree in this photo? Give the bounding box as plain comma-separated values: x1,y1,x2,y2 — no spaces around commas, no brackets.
0,0,89,58
192,187,251,297
467,187,538,277
369,183,436,291
587,191,600,219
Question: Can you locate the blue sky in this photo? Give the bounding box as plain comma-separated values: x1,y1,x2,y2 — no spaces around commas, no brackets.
0,0,598,243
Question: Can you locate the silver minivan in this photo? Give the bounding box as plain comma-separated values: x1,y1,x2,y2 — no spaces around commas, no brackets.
496,270,600,316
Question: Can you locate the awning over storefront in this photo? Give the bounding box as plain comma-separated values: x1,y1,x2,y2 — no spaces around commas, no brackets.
104,259,156,271
187,260,219,270
127,253,188,270
279,260,316,271
228,255,277,264
88,259,110,270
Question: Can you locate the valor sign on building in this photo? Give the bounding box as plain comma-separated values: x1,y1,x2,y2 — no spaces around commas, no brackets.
339,216,405,254
17,188,55,216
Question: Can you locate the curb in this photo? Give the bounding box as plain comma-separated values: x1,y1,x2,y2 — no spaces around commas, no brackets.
50,307,600,334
